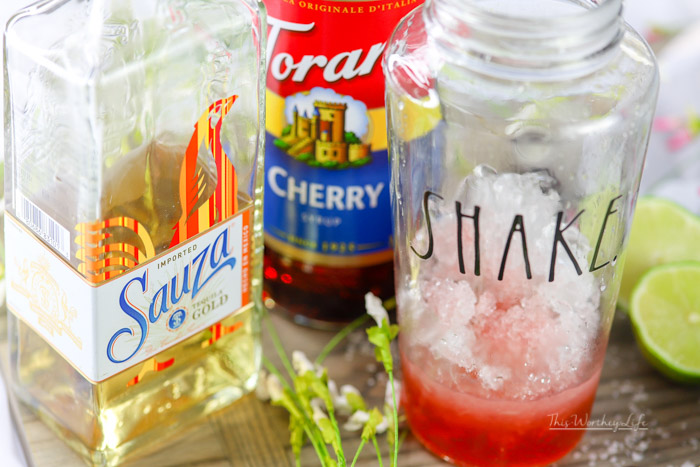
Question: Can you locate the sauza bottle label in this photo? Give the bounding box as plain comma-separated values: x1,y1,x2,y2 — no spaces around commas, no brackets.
6,97,252,382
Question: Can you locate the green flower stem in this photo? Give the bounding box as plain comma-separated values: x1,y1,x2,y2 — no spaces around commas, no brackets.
372,435,384,467
316,314,369,365
263,314,336,465
389,371,399,467
304,424,333,467
350,438,367,467
315,296,395,366
263,358,332,465
264,313,296,380
263,297,401,467
327,405,346,466
397,429,408,452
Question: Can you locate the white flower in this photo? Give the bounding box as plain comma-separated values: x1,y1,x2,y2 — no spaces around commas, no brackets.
310,397,328,424
328,379,340,400
327,379,349,414
375,418,388,434
333,383,362,416
255,369,270,401
343,410,370,432
267,373,285,402
344,408,388,434
365,292,389,326
342,384,362,401
292,350,320,376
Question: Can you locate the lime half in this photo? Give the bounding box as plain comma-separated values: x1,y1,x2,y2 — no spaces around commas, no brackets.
629,262,700,384
619,197,700,309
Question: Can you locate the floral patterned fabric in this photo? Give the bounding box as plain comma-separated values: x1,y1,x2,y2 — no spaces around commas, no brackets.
626,1,700,213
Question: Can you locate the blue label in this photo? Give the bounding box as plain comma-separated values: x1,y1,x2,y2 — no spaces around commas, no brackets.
264,131,392,261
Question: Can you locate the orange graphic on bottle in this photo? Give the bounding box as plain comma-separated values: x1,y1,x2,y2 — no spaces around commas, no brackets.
170,95,239,247
201,321,244,348
126,357,176,387
74,95,240,283
75,217,156,283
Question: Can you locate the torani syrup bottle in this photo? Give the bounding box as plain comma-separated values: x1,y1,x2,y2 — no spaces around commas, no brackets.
262,0,421,328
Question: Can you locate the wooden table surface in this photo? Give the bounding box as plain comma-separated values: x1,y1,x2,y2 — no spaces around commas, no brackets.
1,309,699,467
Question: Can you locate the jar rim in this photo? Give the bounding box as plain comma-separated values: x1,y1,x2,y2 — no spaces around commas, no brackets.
442,0,622,28
424,0,625,81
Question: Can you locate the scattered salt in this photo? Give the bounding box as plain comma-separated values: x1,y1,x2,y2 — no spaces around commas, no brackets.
618,380,637,394
636,439,649,452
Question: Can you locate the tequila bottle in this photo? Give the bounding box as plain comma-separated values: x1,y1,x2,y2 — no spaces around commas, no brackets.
3,0,266,464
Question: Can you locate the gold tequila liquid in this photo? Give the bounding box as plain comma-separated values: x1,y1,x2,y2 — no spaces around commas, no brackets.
8,304,259,464
4,2,267,464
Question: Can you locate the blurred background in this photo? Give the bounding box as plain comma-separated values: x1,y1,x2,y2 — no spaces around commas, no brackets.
0,0,699,466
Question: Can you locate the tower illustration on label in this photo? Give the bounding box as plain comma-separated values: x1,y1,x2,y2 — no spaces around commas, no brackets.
274,88,372,170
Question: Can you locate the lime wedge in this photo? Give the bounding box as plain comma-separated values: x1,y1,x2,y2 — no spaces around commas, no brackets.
629,262,700,383
619,197,700,309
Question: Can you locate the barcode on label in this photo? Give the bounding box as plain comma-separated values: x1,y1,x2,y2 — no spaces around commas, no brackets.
16,192,71,260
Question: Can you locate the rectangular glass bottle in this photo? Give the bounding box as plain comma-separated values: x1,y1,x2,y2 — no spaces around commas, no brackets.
3,1,266,464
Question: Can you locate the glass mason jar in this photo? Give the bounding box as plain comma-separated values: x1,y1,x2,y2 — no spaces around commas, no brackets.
385,0,658,465
4,0,265,464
